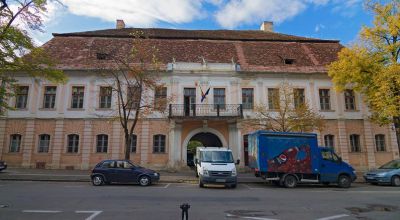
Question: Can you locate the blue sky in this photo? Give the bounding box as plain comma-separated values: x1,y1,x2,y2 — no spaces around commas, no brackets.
31,0,373,46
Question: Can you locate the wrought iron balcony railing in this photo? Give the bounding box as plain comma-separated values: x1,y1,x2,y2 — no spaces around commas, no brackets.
169,104,243,119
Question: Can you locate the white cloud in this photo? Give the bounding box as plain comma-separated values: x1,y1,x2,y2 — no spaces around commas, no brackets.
61,0,204,27
314,24,325,32
215,0,307,29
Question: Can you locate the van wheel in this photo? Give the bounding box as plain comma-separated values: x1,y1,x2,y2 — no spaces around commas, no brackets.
92,175,104,186
283,175,297,188
338,175,351,188
199,178,204,188
391,176,400,187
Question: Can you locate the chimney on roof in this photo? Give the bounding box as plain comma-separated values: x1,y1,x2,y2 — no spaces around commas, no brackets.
116,19,125,29
260,21,273,32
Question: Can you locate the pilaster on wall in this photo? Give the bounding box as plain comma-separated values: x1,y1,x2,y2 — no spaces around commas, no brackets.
51,120,65,169
140,121,150,165
363,120,376,169
22,119,35,168
228,122,242,165
388,125,400,159
0,119,6,159
337,120,349,162
168,121,181,168
111,121,121,159
81,120,93,170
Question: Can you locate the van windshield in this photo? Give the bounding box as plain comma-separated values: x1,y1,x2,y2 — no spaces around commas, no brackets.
201,151,234,163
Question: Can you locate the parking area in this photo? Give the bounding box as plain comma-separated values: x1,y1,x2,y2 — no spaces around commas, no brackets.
0,180,399,220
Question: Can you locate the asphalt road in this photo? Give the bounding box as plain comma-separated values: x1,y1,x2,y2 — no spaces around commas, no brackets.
0,181,399,220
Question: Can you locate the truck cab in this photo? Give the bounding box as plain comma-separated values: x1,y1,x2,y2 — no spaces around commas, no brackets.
195,147,240,188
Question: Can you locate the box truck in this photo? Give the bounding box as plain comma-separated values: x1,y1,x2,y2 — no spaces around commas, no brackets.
248,131,356,188
195,147,240,188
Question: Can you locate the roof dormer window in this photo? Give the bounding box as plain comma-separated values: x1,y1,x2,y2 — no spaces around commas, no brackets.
284,58,295,65
96,53,109,60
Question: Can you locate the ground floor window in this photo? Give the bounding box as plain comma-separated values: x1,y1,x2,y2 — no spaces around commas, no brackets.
153,134,166,153
38,134,50,153
9,134,22,153
96,134,108,153
375,134,386,152
130,134,137,153
67,134,79,153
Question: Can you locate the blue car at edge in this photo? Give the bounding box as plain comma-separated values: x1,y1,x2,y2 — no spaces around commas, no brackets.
91,160,160,186
364,159,400,186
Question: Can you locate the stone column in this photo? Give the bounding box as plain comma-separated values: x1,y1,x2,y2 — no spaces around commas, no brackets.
363,120,376,169
168,120,182,168
0,119,6,159
337,119,349,162
22,119,35,168
51,119,64,169
308,80,318,111
81,120,93,170
111,121,121,159
140,120,150,165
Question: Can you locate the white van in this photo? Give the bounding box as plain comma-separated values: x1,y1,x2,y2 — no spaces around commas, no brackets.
195,147,240,188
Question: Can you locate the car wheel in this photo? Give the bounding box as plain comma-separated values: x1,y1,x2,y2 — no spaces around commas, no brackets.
199,178,204,188
92,175,104,186
391,176,400,187
139,176,151,186
338,175,351,188
283,175,297,188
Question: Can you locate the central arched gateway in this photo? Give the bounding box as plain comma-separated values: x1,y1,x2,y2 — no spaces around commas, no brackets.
182,128,228,167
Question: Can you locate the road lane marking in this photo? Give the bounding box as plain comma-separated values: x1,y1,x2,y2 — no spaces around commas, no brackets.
226,213,279,220
22,210,62,213
76,210,103,220
64,185,85,188
164,183,170,188
316,214,349,220
243,184,252,189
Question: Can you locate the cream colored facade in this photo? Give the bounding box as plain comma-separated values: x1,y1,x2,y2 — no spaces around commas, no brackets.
0,65,399,171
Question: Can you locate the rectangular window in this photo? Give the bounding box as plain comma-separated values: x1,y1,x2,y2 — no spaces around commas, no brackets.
9,134,21,153
213,88,226,109
67,134,79,153
242,88,254,109
350,134,361,152
99,87,112,109
15,86,29,109
38,134,50,153
128,86,141,109
130,135,137,153
375,134,386,152
154,87,167,111
268,88,280,110
43,86,57,109
153,135,166,153
319,89,331,110
71,86,84,109
96,135,108,153
324,135,335,148
293,88,305,109
344,89,356,110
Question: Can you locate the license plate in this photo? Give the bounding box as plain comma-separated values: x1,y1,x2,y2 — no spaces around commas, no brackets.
216,179,226,183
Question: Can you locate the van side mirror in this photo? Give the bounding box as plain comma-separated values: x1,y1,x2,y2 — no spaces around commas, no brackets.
236,159,240,165
195,159,199,164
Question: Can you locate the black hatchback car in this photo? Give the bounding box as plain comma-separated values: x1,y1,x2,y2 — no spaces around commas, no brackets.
91,160,160,186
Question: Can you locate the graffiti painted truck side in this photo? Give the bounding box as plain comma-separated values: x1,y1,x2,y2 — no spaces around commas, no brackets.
248,131,356,188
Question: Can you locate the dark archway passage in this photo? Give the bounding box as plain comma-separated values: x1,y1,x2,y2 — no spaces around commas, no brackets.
187,132,222,167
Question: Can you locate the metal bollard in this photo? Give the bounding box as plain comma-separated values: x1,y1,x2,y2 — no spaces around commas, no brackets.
180,203,190,220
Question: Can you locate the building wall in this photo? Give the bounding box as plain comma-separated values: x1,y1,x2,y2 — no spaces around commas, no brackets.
0,71,399,171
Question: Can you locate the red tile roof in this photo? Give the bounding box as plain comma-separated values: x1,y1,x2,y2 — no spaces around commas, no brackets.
44,28,342,73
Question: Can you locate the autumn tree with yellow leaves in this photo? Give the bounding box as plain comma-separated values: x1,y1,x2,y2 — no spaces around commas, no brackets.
328,0,400,149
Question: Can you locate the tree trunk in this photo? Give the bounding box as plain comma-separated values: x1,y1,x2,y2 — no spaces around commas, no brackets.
394,116,400,153
124,132,130,160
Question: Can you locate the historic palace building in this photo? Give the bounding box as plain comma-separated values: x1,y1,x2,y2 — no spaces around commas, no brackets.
0,21,398,171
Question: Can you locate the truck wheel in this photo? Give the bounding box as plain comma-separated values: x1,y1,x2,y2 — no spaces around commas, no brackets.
337,175,351,188
391,176,400,187
283,175,297,188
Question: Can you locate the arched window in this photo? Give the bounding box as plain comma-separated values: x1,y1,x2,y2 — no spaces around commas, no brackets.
38,134,50,153
153,134,166,153
9,134,22,153
375,134,386,152
130,134,137,153
96,134,108,153
67,134,79,153
324,134,335,148
349,134,360,152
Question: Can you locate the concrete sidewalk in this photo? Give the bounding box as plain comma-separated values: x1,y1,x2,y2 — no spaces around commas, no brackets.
0,168,264,183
